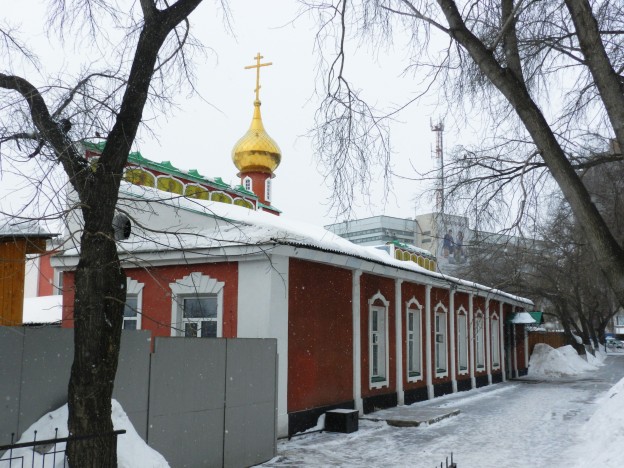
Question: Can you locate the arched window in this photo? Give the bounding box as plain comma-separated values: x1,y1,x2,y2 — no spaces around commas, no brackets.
233,198,254,209
210,192,233,204
406,297,423,381
457,306,469,374
265,178,272,201
243,176,253,192
185,184,209,200
491,313,500,368
157,176,184,195
369,291,390,388
434,302,448,375
124,168,156,188
169,272,224,338
475,310,485,370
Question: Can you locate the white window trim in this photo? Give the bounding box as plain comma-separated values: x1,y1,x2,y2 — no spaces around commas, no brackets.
169,272,224,337
265,178,272,202
369,291,390,389
491,313,501,369
124,277,144,330
434,302,448,378
243,176,253,192
475,310,486,371
457,305,469,376
54,269,64,296
406,297,423,383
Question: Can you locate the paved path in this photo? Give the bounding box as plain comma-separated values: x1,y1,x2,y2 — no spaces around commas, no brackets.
262,354,624,467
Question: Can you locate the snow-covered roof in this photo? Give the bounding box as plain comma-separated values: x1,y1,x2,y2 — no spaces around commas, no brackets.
509,312,536,324
59,182,533,306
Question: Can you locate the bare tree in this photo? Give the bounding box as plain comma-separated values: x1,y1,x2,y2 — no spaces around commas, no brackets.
0,1,211,465
308,0,624,307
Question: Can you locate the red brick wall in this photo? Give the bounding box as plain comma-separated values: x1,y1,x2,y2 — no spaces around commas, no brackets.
61,262,239,338
37,252,56,296
360,274,396,398
287,259,353,412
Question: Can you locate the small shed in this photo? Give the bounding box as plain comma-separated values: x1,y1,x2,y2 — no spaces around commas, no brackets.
0,223,56,326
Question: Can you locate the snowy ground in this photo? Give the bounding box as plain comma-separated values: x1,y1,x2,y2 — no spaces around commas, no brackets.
261,352,624,468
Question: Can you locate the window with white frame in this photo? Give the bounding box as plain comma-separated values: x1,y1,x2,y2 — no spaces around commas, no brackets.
55,270,64,295
369,292,389,387
435,304,447,374
457,307,468,373
476,311,485,369
123,278,144,330
406,299,422,379
243,176,253,192
265,178,272,202
491,315,500,368
170,272,224,338
616,315,624,326
180,296,218,337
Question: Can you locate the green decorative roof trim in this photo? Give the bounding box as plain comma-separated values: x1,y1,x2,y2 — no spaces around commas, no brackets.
257,202,282,213
234,184,256,196
388,240,436,259
83,140,257,199
212,177,230,188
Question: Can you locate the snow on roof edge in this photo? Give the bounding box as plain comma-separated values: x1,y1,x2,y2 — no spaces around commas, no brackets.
60,182,534,306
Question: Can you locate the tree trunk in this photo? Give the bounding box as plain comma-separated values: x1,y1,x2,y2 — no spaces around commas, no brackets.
67,207,126,466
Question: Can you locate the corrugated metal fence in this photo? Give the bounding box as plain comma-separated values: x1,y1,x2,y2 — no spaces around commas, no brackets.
0,328,277,467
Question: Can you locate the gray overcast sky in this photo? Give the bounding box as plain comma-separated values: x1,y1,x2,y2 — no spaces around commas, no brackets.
1,0,459,228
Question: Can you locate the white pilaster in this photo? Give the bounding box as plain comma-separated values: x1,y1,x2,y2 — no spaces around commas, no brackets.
395,279,404,405
485,299,492,385
512,306,518,378
469,293,476,389
237,256,289,438
352,270,363,414
425,285,433,399
449,289,457,393
500,302,506,382
524,323,530,373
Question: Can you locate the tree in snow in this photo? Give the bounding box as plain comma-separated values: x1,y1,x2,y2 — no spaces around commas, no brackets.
0,0,211,465
309,0,624,308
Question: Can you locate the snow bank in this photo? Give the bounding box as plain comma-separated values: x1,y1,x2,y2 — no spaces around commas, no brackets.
22,295,63,323
528,344,597,377
0,400,169,467
572,376,624,467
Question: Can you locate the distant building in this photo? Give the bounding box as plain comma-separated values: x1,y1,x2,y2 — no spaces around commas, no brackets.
324,215,419,246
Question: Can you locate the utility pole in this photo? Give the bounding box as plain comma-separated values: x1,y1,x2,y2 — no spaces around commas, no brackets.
431,119,445,215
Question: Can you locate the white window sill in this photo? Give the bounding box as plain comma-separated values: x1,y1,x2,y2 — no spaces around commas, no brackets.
370,380,388,389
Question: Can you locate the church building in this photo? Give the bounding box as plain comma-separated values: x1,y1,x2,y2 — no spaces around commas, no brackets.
52,54,533,438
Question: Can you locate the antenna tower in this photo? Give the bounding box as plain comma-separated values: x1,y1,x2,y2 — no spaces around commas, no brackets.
431,119,445,214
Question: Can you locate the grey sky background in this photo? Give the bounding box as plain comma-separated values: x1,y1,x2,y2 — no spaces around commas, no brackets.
1,0,464,228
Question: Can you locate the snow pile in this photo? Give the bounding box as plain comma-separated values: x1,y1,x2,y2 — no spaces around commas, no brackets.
572,376,624,467
586,347,607,367
0,400,169,467
528,344,597,377
22,295,63,323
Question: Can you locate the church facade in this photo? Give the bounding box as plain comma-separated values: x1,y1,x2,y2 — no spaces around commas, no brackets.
52,55,532,438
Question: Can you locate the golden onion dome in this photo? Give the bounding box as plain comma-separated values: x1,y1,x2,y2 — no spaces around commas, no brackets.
232,100,281,175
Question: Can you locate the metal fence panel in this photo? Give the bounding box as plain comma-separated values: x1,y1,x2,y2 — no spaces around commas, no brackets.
19,328,73,437
223,339,277,467
114,331,152,439
0,329,24,446
148,338,227,468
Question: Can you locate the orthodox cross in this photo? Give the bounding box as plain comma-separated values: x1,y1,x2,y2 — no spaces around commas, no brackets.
244,53,273,102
